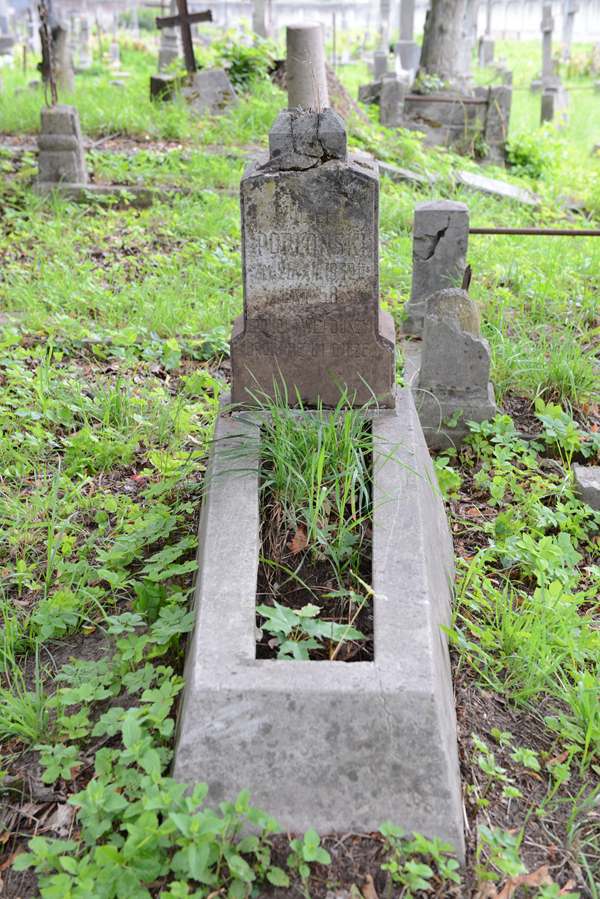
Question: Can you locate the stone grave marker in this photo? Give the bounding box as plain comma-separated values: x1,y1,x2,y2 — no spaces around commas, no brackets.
379,73,407,127
231,107,395,407
396,0,420,72
408,287,497,449
173,107,465,855
478,0,494,66
181,67,237,114
77,17,92,71
403,200,469,337
561,0,579,61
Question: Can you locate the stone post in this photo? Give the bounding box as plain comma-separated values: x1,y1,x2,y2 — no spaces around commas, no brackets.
37,104,88,186
403,200,469,337
158,0,179,71
561,0,578,62
286,24,329,110
396,0,420,71
373,49,388,78
231,108,395,407
252,0,271,38
78,17,92,70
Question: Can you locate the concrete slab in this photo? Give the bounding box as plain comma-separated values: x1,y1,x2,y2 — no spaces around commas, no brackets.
572,464,600,510
378,160,434,187
456,170,539,207
173,390,465,858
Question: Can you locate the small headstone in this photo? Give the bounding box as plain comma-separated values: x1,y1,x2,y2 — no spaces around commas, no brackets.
403,200,469,337
231,107,395,407
182,68,236,115
77,17,92,71
109,40,120,68
37,104,88,186
413,287,497,448
373,49,388,79
572,465,600,511
158,0,180,72
379,75,406,127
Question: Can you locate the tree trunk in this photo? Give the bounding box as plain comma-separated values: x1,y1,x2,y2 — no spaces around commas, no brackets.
419,0,469,84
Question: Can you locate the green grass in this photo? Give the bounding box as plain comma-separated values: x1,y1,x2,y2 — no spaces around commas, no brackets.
0,35,599,898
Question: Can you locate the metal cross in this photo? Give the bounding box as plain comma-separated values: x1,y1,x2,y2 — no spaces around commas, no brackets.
156,0,212,74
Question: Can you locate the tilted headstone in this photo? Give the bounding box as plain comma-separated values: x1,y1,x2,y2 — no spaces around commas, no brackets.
37,104,87,186
403,200,469,337
413,287,496,448
286,24,329,109
182,68,237,115
231,108,396,407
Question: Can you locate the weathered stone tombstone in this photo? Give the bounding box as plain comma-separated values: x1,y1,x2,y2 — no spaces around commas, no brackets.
232,108,395,407
157,0,180,71
37,104,88,188
182,67,237,114
379,73,408,127
286,23,329,109
408,287,497,449
403,200,469,337
173,107,465,856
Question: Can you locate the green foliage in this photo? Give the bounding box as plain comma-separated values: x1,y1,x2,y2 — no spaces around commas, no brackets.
506,130,554,179
211,35,275,90
379,823,460,895
256,600,365,660
287,828,331,888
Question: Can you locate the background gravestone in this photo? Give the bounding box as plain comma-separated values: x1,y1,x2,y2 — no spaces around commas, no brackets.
231,108,395,407
182,68,237,114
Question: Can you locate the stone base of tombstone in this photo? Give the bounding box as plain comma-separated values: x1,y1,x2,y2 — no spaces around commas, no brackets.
541,86,569,124
404,288,497,450
172,389,465,858
150,72,183,101
37,105,88,187
395,39,420,72
182,68,237,115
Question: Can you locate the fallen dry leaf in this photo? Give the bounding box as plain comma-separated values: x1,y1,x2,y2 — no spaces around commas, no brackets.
362,874,379,899
497,865,553,899
288,525,308,554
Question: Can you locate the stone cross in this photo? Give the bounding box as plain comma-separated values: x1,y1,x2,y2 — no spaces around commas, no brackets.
156,0,212,74
541,4,554,87
231,108,395,408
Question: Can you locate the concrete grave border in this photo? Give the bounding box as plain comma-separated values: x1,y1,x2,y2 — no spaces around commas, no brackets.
173,389,465,858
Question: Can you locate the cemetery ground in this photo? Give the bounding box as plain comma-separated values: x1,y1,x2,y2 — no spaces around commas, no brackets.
0,34,599,899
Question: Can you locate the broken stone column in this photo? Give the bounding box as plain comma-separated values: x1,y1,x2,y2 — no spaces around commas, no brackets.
37,104,88,187
413,287,497,448
379,74,407,126
231,107,395,407
286,24,329,110
403,200,469,337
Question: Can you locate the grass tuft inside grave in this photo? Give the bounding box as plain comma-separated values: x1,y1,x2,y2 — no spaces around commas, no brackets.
254,395,374,662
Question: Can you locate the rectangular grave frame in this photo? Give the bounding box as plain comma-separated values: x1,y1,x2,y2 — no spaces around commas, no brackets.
173,389,465,857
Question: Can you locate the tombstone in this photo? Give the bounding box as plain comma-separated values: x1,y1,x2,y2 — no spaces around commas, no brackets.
153,0,212,98
77,17,93,71
182,67,237,115
484,84,512,164
379,74,407,127
536,4,568,123
37,105,87,186
403,201,469,337
0,0,15,56
109,39,120,67
286,24,329,109
173,108,465,857
231,108,395,407
410,287,497,449
541,4,554,87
